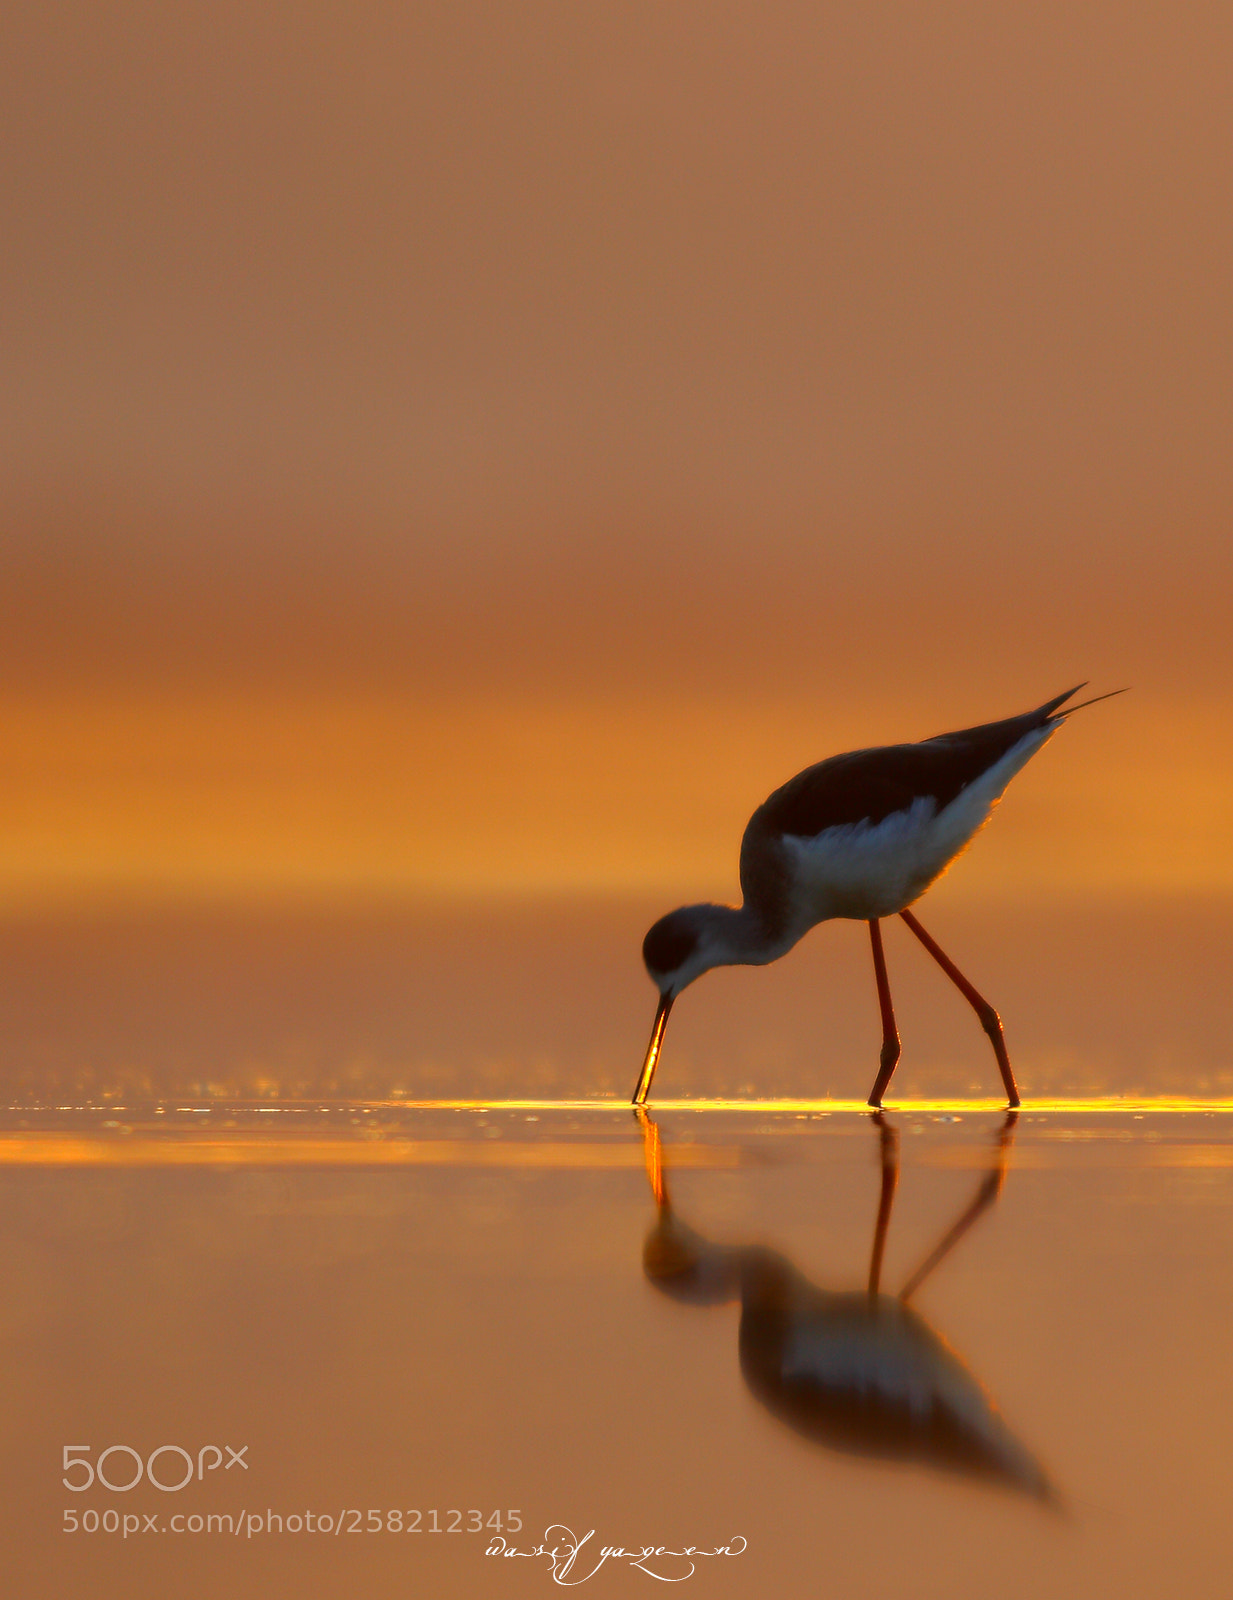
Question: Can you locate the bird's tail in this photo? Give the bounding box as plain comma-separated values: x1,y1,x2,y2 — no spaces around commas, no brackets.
1041,683,1130,723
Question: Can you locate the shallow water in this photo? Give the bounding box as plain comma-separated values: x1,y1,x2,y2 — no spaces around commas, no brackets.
3,897,1231,1104
4,1101,1232,1597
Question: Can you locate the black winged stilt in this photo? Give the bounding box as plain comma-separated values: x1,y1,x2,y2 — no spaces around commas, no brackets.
634,685,1124,1107
636,1106,1054,1502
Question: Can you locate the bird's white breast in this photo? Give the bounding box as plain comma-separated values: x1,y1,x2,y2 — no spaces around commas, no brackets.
779,727,1052,925
783,1303,973,1421
779,1299,1045,1487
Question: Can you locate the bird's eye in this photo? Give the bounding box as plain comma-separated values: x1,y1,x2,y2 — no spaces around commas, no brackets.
643,916,697,975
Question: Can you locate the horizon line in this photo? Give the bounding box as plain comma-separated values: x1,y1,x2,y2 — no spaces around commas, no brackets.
5,1095,1233,1115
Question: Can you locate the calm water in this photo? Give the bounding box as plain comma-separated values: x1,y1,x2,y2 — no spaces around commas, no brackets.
2,897,1230,1103
2,900,1231,1595
3,1102,1232,1597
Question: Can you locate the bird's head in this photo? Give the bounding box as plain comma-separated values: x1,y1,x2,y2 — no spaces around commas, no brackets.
643,1213,742,1305
634,903,747,1104
641,904,724,999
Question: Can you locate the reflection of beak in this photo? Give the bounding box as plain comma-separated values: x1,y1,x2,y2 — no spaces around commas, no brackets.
633,1105,668,1207
631,992,674,1105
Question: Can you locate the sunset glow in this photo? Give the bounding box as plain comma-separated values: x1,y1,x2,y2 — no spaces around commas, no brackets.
0,688,1227,904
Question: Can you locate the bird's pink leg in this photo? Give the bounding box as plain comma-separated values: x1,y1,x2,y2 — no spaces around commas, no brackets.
899,909,1021,1107
866,919,902,1107
867,1111,899,1297
899,1111,1018,1301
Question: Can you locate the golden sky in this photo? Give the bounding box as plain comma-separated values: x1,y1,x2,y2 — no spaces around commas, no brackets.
2,4,1230,903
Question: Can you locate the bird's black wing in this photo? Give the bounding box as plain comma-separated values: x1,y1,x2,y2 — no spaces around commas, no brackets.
748,688,1081,843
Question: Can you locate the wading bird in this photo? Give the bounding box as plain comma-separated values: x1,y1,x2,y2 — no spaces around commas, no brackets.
634,685,1122,1107
636,1106,1055,1502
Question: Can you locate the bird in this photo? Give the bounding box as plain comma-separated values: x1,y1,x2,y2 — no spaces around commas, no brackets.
637,1106,1056,1502
633,684,1124,1107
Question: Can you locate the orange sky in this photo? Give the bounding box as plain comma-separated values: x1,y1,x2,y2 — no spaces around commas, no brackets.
1,685,1226,904
2,4,1230,903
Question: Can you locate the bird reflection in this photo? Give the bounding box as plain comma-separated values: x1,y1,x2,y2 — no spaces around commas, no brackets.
638,1109,1057,1503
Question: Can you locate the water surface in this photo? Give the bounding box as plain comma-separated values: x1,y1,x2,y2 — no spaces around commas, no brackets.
4,1101,1231,1597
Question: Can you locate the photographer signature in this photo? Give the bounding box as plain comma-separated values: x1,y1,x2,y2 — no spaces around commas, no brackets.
486,1525,747,1584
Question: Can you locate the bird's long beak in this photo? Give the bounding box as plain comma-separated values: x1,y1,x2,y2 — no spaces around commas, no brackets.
632,992,674,1105
634,1105,668,1207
